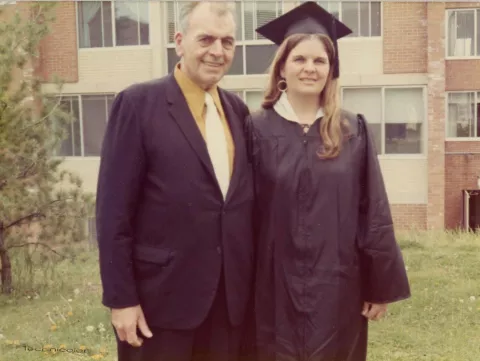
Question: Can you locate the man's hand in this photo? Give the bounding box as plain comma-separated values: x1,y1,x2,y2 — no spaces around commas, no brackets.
362,302,387,321
111,305,153,347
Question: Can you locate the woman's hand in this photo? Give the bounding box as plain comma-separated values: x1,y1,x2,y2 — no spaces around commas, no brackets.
362,302,387,321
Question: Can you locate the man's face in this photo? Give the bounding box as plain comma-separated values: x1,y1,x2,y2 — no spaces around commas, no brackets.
175,3,236,90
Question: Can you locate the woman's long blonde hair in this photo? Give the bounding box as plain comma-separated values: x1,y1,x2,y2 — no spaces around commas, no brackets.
262,33,349,159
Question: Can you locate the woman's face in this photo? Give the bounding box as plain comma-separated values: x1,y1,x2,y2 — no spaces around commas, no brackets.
280,37,331,97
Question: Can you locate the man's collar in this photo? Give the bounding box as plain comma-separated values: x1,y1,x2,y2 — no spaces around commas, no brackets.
174,62,218,96
173,62,224,118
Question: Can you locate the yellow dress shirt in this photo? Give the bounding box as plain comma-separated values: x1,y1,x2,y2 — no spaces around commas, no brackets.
174,63,235,178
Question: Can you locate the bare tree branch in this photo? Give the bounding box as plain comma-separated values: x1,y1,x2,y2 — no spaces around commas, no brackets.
6,242,69,259
21,96,64,131
4,212,45,230
4,197,76,230
18,161,37,180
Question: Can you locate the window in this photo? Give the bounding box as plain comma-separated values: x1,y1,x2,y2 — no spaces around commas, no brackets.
446,9,480,57
232,90,265,111
447,92,480,138
384,88,424,154
87,216,97,246
342,87,382,152
56,94,115,157
77,1,149,48
311,1,381,37
165,1,283,75
342,87,425,155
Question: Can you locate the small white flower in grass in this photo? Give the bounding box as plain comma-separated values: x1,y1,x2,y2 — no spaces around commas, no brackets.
99,328,106,333
98,323,104,328
460,299,464,303
470,296,476,302
68,299,72,302
46,312,56,325
405,266,409,271
86,326,95,332
74,289,80,296
0,334,5,340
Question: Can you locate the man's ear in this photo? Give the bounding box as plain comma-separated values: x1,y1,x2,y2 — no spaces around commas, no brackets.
174,32,184,57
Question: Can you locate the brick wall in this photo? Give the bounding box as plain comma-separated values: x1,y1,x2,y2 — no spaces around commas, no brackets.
426,3,446,229
391,204,427,230
445,142,480,229
446,61,480,91
37,2,78,83
383,2,427,73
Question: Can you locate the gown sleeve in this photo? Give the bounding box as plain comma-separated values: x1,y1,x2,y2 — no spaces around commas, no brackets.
244,114,263,239
244,113,258,167
356,114,411,305
239,114,260,358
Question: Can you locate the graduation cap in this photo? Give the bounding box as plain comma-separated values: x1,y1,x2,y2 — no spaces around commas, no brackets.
255,1,352,79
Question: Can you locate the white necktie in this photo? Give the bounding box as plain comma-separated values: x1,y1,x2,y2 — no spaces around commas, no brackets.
204,92,230,199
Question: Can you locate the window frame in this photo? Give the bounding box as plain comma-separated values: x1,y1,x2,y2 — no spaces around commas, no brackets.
445,90,480,140
163,0,284,75
341,85,428,158
53,93,116,158
306,1,383,38
86,216,98,247
230,89,266,108
445,8,480,59
75,0,151,50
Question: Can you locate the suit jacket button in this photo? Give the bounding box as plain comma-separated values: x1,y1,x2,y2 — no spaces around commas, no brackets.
217,246,221,254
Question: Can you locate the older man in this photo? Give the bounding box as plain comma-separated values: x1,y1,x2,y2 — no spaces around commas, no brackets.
96,2,255,361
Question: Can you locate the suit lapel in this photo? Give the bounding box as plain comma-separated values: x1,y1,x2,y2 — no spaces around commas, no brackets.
166,76,217,183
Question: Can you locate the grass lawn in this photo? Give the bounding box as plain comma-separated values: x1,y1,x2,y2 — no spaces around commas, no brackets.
0,230,479,360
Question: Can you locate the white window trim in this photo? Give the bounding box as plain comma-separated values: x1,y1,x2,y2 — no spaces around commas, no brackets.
163,2,284,45
164,1,383,75
52,93,115,159
86,216,97,245
230,89,265,99
164,1,285,75
165,40,278,76
230,86,428,159
76,1,151,50
305,1,383,38
445,90,480,140
445,8,480,60
341,85,428,158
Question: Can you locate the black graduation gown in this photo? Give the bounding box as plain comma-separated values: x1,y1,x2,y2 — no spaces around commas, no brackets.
245,108,411,361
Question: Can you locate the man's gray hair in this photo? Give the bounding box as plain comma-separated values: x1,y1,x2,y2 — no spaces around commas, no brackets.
177,1,237,34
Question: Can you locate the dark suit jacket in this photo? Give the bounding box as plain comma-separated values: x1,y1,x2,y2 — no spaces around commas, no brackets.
96,74,255,330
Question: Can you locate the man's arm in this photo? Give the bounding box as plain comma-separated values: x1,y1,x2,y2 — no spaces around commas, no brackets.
96,90,146,309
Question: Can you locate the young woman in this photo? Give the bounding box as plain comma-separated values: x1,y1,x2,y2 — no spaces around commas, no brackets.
245,2,411,361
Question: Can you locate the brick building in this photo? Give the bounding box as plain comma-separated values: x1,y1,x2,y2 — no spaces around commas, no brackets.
5,1,480,231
